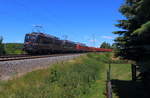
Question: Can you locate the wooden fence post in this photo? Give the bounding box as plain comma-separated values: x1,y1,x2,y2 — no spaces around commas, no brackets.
106,63,112,98
131,64,137,81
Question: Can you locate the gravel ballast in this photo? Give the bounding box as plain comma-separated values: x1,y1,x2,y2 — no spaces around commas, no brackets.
0,54,81,80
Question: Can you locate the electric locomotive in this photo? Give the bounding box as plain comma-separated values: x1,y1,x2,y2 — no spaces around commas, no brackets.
24,32,78,54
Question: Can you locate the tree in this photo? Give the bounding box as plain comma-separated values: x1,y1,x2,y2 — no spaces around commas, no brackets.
114,0,150,75
0,36,5,55
4,43,24,54
111,43,117,49
100,42,111,49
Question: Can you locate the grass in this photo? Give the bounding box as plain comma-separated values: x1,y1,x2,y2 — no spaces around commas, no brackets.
0,53,140,98
82,54,132,98
111,64,131,80
0,53,108,98
111,64,150,98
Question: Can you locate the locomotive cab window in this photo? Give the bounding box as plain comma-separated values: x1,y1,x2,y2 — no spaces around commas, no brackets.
25,35,37,42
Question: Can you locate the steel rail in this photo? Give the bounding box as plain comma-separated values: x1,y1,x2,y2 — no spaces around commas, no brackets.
0,54,76,62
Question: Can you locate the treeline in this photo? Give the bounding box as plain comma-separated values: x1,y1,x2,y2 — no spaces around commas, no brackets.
0,36,24,55
5,43,24,54
100,42,116,49
0,37,5,55
114,0,150,82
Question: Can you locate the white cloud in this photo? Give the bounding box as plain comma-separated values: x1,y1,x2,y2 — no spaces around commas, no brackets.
89,39,97,42
101,36,114,39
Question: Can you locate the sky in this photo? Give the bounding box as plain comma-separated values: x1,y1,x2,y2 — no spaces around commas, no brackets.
0,0,124,47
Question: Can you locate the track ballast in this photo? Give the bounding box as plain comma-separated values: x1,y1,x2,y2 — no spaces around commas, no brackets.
0,54,77,62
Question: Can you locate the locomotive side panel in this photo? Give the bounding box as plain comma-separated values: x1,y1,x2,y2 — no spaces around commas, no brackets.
62,41,77,52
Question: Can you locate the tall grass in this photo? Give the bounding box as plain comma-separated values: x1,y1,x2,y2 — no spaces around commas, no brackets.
0,53,109,98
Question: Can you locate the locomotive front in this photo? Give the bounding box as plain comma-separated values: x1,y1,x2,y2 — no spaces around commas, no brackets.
24,33,39,54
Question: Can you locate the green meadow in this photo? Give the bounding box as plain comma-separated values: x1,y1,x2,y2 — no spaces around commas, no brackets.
0,53,132,98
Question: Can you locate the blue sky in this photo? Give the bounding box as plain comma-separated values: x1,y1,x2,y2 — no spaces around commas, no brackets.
0,0,124,47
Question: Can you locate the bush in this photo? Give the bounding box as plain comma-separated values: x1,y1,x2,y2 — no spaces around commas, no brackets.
111,59,129,64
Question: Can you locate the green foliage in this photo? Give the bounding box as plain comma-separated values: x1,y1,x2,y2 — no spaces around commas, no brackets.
4,43,25,54
87,53,111,63
100,42,116,50
100,42,112,49
0,36,5,55
111,59,129,64
0,53,109,98
114,0,150,62
133,21,150,35
111,43,117,49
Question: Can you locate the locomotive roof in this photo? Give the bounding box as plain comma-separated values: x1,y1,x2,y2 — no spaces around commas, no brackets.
30,32,60,40
27,32,86,45
76,42,86,46
63,40,77,44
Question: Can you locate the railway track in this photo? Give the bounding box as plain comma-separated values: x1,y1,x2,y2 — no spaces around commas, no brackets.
0,54,75,62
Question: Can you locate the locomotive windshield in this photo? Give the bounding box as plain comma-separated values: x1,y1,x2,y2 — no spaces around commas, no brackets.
25,34,37,42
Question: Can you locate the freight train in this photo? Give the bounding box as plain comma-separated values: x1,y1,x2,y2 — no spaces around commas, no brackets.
24,32,112,54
